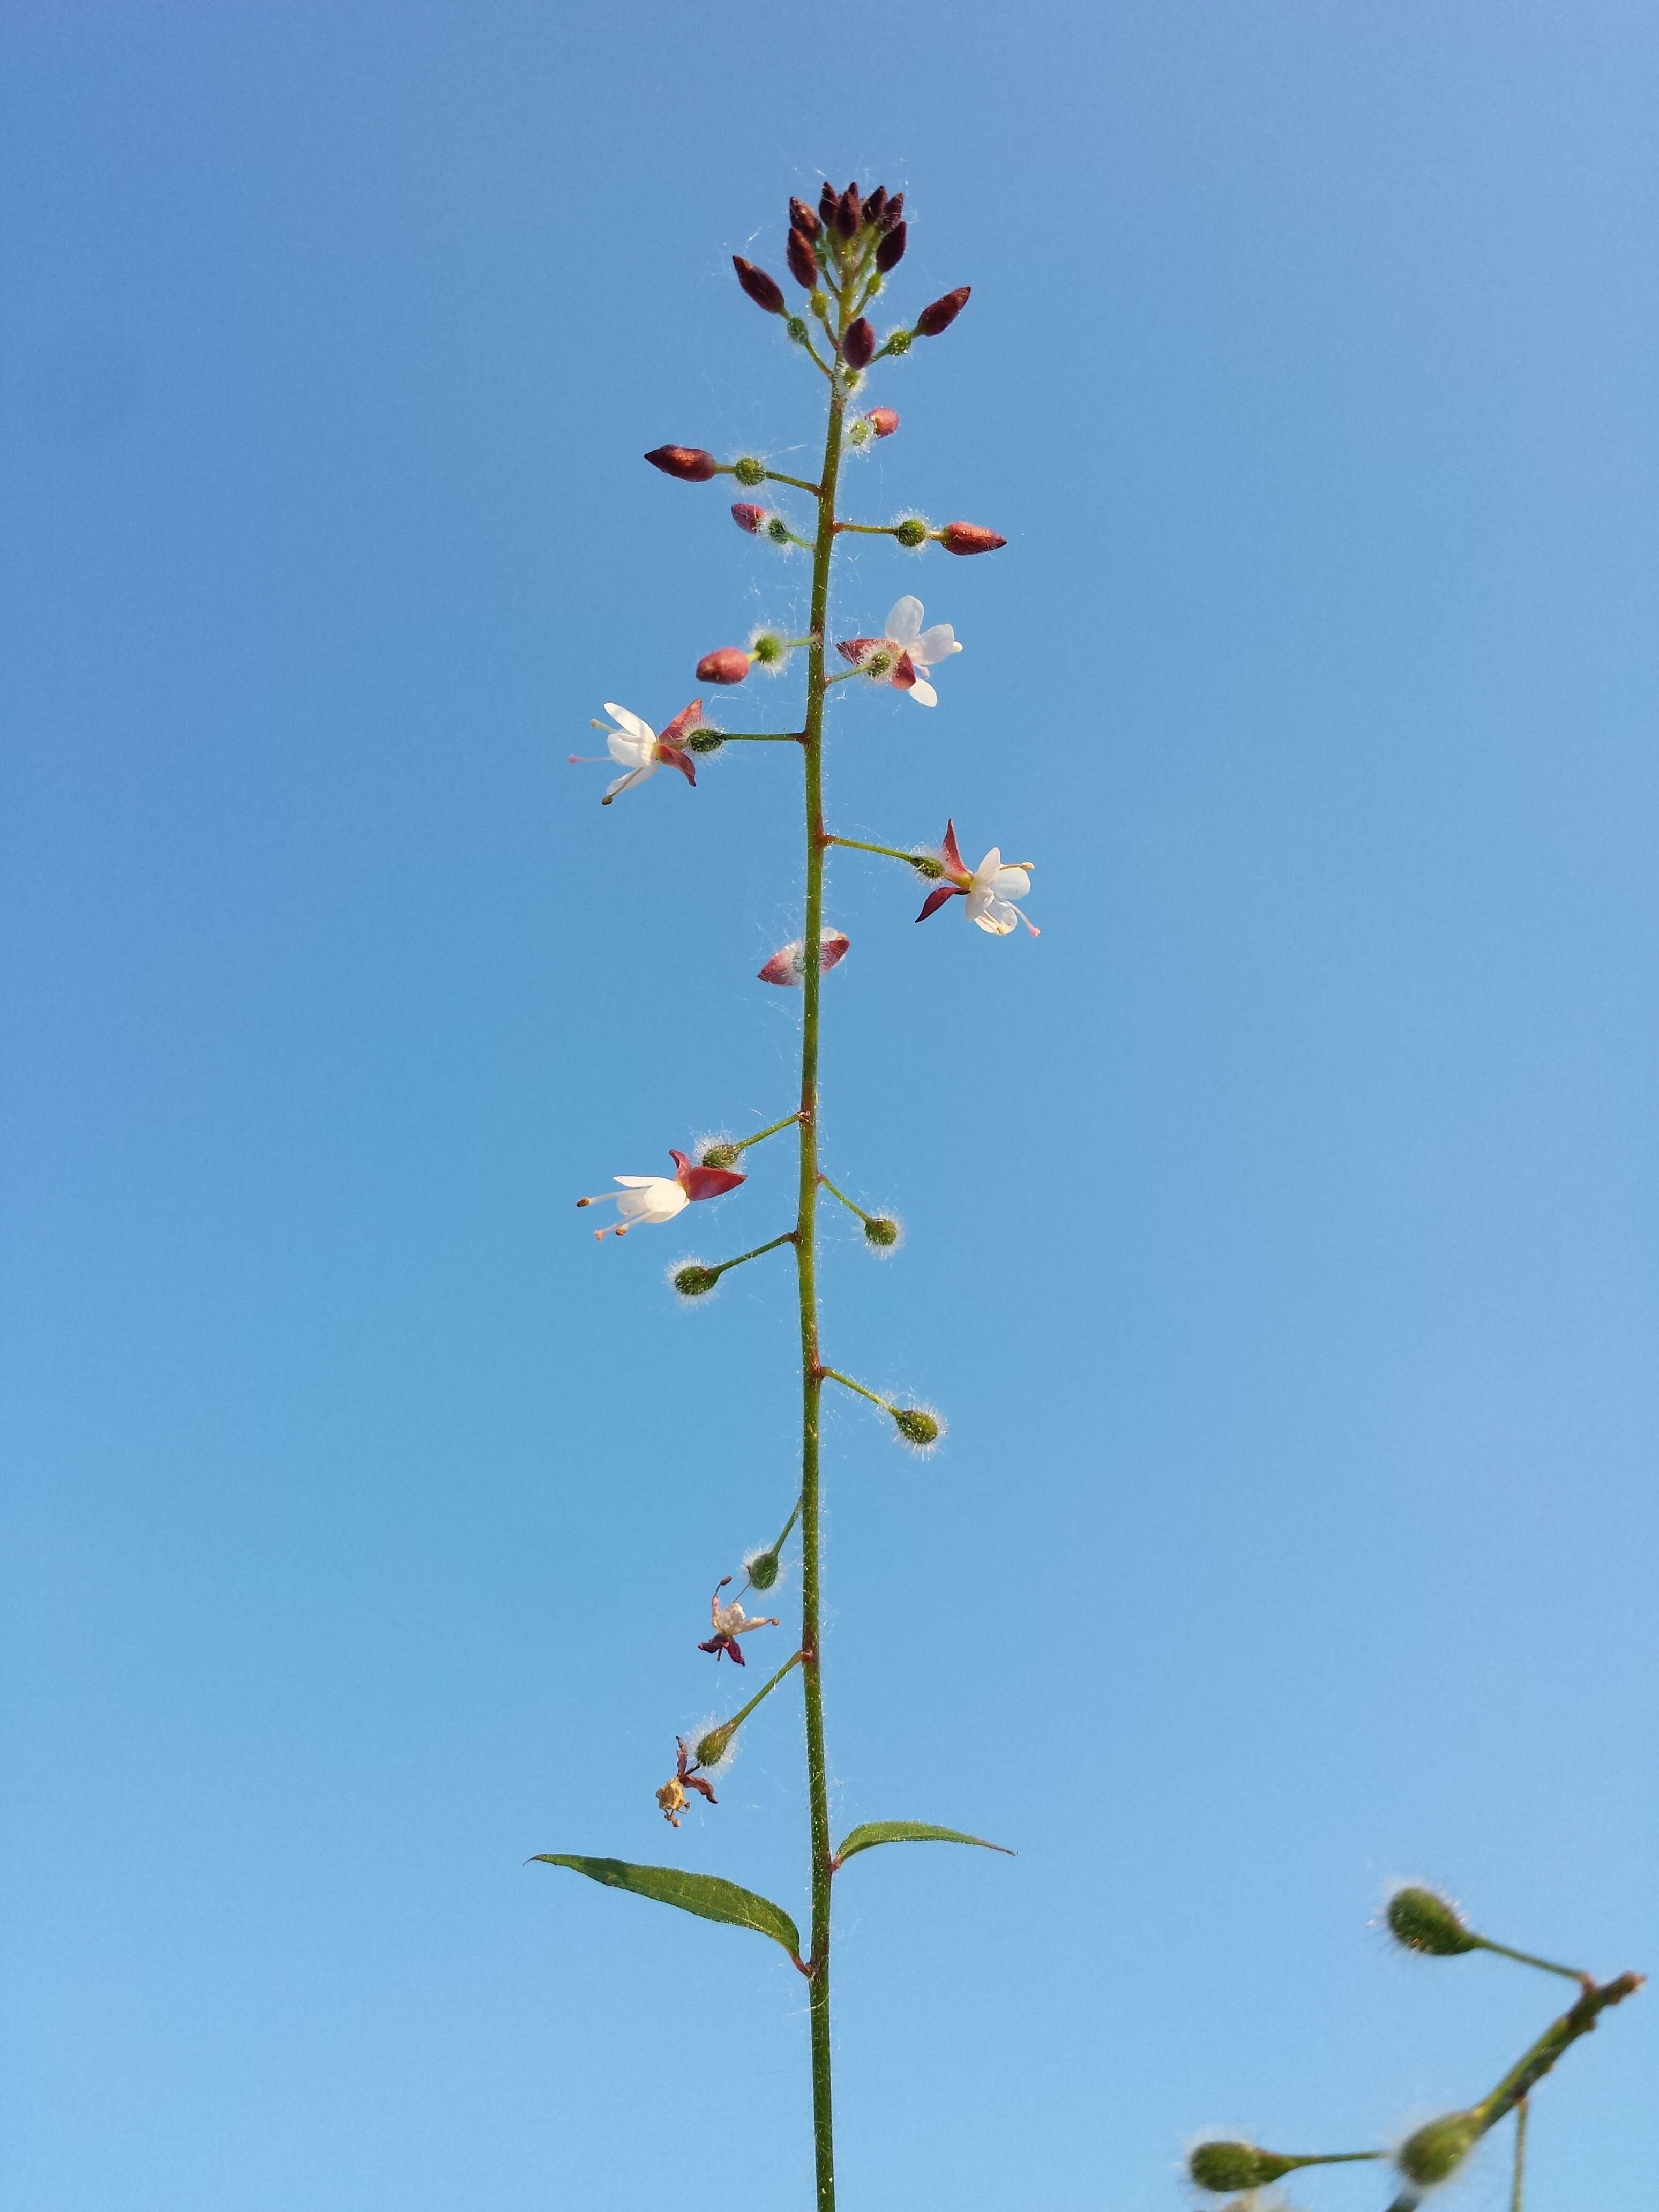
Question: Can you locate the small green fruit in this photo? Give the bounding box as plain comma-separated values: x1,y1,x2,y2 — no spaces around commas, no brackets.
1398,2110,1483,2187
894,517,929,548
891,1406,942,1449
699,1142,741,1169
1188,2142,1292,2193
745,1550,780,1592
863,1216,900,1249
732,455,766,487
686,730,724,755
673,1265,719,1299
1387,1886,1479,1957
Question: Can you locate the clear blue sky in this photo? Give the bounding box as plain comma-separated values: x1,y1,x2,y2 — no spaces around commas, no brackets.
3,4,1655,2207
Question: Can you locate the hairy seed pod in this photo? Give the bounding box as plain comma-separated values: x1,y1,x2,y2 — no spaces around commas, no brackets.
745,1549,780,1592
685,729,723,755
696,647,751,684
789,196,820,240
894,518,929,548
786,227,819,291
875,220,907,273
843,317,876,369
732,256,786,315
863,1216,900,1250
938,521,1006,555
731,454,766,487
673,1264,719,1299
644,444,718,482
1386,1886,1481,1957
699,1142,741,1169
1398,2112,1484,2188
915,286,971,337
1187,2143,1296,2193
891,1406,943,1450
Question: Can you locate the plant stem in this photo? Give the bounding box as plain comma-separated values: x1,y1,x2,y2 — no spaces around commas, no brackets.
715,731,808,743
825,833,934,871
797,282,851,2212
820,1366,887,1409
1474,1970,1642,2131
1475,1937,1590,1984
733,1112,801,1155
1509,2098,1528,2212
818,1172,872,1224
833,520,906,536
707,1232,797,1281
767,469,823,496
722,1648,804,1734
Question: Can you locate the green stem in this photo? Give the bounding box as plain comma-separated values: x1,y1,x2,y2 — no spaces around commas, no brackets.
1475,1937,1591,1984
820,1366,887,1410
796,278,852,2212
766,469,823,496
1509,2098,1528,2212
833,520,906,536
1474,1971,1642,2130
712,730,808,743
818,1173,872,1224
733,1113,801,1155
825,833,937,873
723,1648,804,1735
706,1233,796,1282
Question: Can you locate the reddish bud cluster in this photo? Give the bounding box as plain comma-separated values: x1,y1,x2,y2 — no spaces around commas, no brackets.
644,444,718,482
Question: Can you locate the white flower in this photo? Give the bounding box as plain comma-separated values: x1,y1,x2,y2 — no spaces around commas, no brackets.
576,1150,746,1239
884,595,961,707
570,700,700,804
965,848,1038,936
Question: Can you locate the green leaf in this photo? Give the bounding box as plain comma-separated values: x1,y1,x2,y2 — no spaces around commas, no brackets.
833,1820,1014,1865
532,1854,802,1960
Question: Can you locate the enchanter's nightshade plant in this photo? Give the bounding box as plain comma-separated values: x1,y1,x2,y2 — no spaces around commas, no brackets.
539,178,1026,2210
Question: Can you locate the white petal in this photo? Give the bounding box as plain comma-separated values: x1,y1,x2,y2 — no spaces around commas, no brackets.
607,729,654,766
885,595,923,645
971,847,1002,891
993,866,1030,898
911,624,958,665
613,1175,667,1189
908,677,938,707
963,883,993,926
973,899,1018,936
603,760,657,798
603,703,654,743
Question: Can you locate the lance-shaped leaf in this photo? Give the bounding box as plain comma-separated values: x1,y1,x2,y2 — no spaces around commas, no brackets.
833,1820,1013,1867
532,1854,802,1961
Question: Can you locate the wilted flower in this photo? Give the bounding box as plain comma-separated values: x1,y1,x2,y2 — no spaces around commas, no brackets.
569,700,701,804
697,1576,780,1665
577,1150,745,1240
656,1735,718,1827
758,927,850,985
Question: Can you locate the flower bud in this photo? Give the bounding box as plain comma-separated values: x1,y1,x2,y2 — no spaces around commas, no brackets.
864,185,887,223
891,1404,944,1451
843,317,876,369
880,192,904,230
875,221,907,272
673,1264,720,1299
644,444,718,482
863,1215,900,1251
938,521,1006,556
695,1720,737,1769
731,455,766,487
834,183,862,237
818,180,838,227
1397,2111,1484,2188
1386,1886,1480,1958
758,928,850,985
733,256,786,315
697,647,751,685
732,503,766,533
789,196,821,240
867,407,900,437
745,1548,781,1592
894,517,929,548
1187,2143,1296,2193
915,285,971,337
698,1142,741,1169
786,227,819,290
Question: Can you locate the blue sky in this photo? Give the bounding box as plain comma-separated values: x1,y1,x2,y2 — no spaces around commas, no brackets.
3,3,1655,2207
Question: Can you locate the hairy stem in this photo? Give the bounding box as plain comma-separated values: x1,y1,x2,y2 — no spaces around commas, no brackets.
797,286,851,2212
1509,2098,1528,2212
731,1112,802,1155
825,833,937,871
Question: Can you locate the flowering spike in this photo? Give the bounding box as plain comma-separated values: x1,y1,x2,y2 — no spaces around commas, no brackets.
938,522,1006,555
843,318,876,369
644,444,718,482
697,647,751,685
875,221,907,272
915,285,971,337
733,256,786,315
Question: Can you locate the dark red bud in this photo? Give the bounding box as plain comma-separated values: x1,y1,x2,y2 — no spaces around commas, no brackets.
834,184,861,237
843,317,875,370
730,504,766,534
786,228,819,290
697,647,752,684
818,181,838,226
645,445,719,482
884,192,904,225
867,407,900,437
915,285,970,337
864,186,887,222
789,197,821,240
939,521,1006,556
732,256,786,315
875,221,907,273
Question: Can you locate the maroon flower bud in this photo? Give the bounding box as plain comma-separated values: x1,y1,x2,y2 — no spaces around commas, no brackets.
818,180,838,227
696,647,751,684
916,286,971,337
880,192,904,231
732,257,786,315
843,317,875,370
789,197,821,240
866,407,900,437
786,227,819,291
644,444,719,482
938,521,1006,556
834,184,862,237
864,186,887,223
730,504,766,534
875,221,907,273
